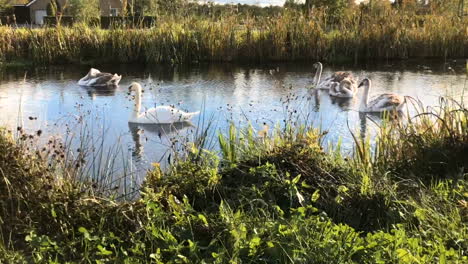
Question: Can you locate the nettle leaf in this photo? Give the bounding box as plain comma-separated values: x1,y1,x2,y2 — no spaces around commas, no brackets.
97,245,113,256
198,214,209,226
292,174,301,184
311,190,320,202
396,248,417,263
51,207,57,218
249,236,262,256
78,227,91,240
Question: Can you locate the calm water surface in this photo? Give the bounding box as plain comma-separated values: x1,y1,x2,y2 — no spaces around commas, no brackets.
0,61,466,191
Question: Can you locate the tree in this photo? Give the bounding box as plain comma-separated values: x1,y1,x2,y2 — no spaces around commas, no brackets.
393,0,418,8
131,0,188,16
304,0,350,21
0,0,13,14
428,0,461,13
46,0,62,16
68,0,99,23
284,0,303,9
133,0,159,16
305,0,350,9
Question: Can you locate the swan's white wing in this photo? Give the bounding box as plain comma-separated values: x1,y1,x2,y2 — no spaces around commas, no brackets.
142,106,199,124
317,77,335,89
129,122,193,137
78,69,105,86
89,68,101,77
79,73,121,86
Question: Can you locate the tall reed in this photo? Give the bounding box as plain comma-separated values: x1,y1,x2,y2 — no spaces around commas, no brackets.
0,8,466,65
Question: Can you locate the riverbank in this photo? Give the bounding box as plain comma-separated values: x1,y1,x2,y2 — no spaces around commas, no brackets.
0,98,467,262
1,9,466,65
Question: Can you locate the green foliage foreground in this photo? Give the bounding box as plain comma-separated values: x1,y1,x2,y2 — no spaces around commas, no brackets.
0,98,467,263
0,6,467,65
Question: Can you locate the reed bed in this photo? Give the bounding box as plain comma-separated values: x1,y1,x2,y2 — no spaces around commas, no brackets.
0,8,466,65
0,97,467,262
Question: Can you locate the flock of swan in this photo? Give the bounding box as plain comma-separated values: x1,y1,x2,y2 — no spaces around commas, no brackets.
78,63,407,125
313,62,406,113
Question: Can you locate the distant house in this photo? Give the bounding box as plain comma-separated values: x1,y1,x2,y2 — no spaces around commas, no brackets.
100,0,123,17
11,0,67,24
11,0,124,25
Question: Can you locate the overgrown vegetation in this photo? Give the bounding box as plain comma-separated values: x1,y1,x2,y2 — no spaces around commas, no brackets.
0,1,467,262
0,98,467,263
0,2,467,65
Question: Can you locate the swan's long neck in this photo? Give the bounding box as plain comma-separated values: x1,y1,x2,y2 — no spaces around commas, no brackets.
132,86,142,119
78,72,91,83
314,63,322,87
359,81,371,112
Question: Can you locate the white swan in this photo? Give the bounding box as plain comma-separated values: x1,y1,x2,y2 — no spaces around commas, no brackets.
328,78,357,98
313,62,358,90
78,68,122,87
358,78,406,113
128,82,200,124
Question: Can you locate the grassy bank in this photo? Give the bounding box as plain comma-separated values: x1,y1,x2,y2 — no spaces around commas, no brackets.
0,8,467,65
0,98,467,263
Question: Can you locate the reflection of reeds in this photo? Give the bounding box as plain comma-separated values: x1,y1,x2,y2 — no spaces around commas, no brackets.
0,8,466,65
9,109,142,199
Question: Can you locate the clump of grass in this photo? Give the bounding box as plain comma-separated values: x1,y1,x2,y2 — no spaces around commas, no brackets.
363,98,468,183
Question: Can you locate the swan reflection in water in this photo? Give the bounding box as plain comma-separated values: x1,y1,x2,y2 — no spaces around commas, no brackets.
358,111,405,140
309,89,356,112
128,121,194,159
80,85,118,99
330,96,355,110
308,88,321,112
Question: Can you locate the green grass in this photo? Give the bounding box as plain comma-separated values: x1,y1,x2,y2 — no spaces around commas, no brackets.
0,6,466,65
0,97,467,263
